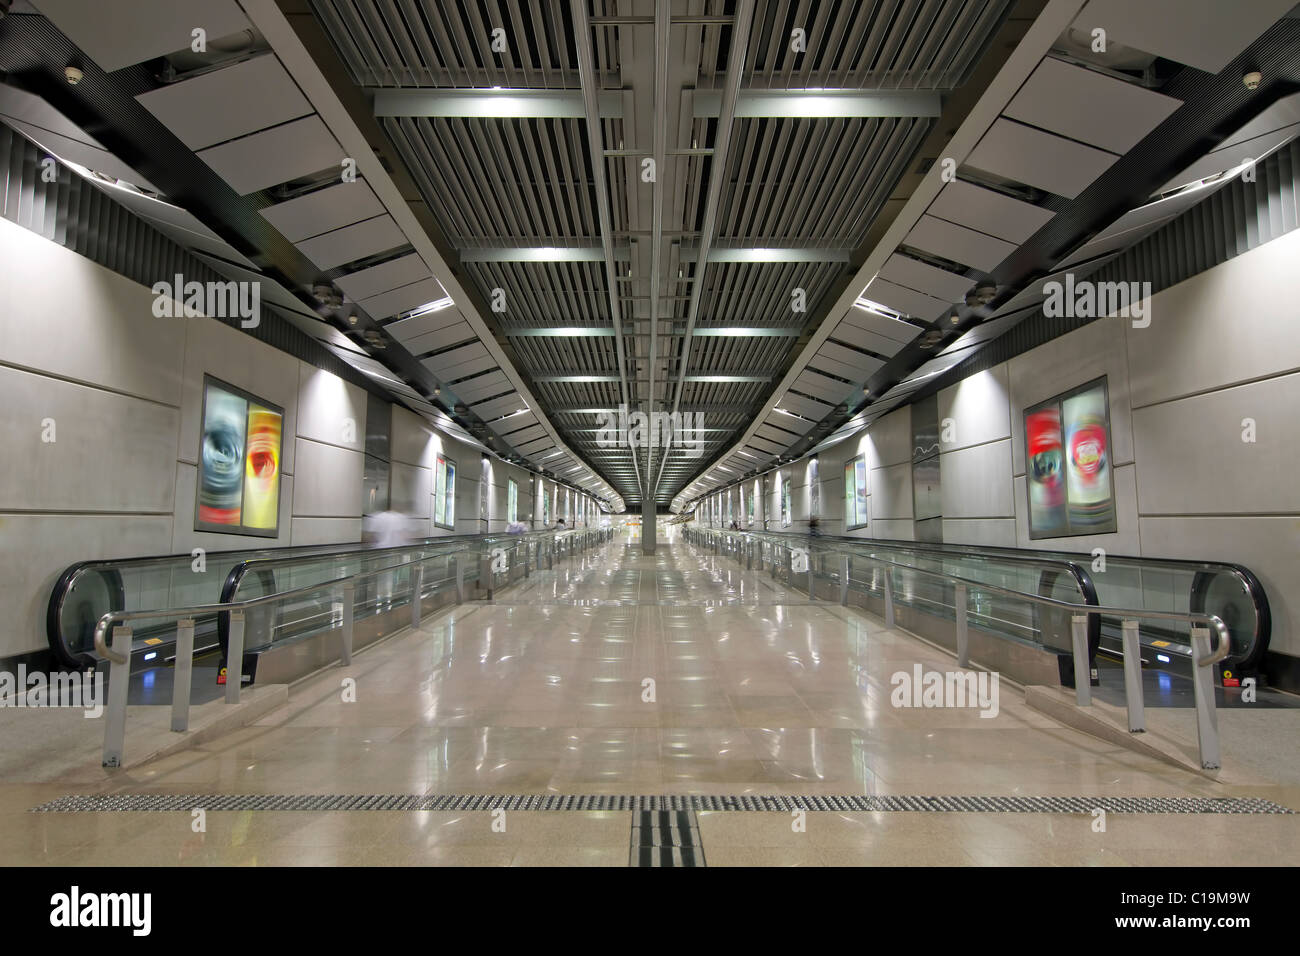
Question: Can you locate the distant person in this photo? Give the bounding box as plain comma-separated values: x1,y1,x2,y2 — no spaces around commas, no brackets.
729,520,740,531
808,516,822,537
555,517,567,531
362,509,415,603
506,520,528,535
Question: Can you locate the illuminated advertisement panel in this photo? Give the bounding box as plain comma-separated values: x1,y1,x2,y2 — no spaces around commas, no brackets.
196,376,283,536
1024,377,1116,539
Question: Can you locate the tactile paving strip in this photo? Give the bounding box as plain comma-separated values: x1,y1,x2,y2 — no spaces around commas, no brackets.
29,794,1294,813
630,810,705,867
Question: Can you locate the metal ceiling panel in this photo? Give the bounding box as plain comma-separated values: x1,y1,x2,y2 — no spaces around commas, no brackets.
774,391,833,422
1159,123,1300,193
841,307,923,345
356,274,447,319
94,185,257,268
296,214,406,271
747,435,787,455
928,179,1057,244
794,369,856,405
423,342,495,382
503,424,546,445
260,180,387,244
497,411,539,433
135,55,312,150
905,214,1018,273
189,251,318,318
878,252,976,302
940,305,1040,354
30,0,250,73
1073,0,1294,75
196,116,342,195
809,350,882,384
383,302,463,340
454,371,512,404
829,318,910,356
965,118,1118,199
861,276,952,320
1003,57,1182,155
756,423,800,444
398,321,474,356
470,392,525,421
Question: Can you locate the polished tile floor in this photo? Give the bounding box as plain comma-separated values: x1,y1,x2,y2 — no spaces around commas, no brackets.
4,530,1296,866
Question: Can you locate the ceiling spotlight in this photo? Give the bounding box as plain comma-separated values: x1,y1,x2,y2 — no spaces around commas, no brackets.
1244,71,1262,91
949,309,960,324
64,65,84,85
346,314,358,326
975,281,997,305
312,284,343,307
432,386,441,396
362,330,386,349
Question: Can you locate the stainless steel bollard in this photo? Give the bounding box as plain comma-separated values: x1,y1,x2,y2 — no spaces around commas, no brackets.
225,610,246,705
955,584,969,667
410,564,424,629
171,618,195,732
341,581,355,666
839,554,850,606
1189,625,1221,769
1121,619,1145,732
883,569,895,629
1070,614,1091,706
102,625,133,767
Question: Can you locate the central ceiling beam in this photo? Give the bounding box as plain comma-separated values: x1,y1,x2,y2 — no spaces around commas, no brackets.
373,88,623,118
372,89,940,121
678,246,852,263
694,89,942,118
572,0,641,499
655,0,756,498
645,0,671,497
459,245,630,262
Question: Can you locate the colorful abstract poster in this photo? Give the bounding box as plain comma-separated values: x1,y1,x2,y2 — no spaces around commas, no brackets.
198,385,247,527
1026,406,1066,535
241,404,282,529
1063,385,1115,532
1025,377,1116,538
196,378,283,536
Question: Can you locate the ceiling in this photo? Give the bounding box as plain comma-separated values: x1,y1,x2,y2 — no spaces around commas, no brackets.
4,0,1299,512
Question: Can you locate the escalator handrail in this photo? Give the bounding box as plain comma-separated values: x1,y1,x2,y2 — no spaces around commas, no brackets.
691,528,1232,667
706,527,1268,666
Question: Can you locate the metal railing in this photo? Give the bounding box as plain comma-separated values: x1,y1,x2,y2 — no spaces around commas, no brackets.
89,527,614,768
687,527,1231,769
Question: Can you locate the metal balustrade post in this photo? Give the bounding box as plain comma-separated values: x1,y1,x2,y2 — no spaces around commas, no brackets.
807,553,816,599
170,618,194,733
454,554,466,603
341,581,355,666
1070,614,1092,706
839,554,850,606
102,625,132,767
1121,619,1146,733
410,564,424,629
955,585,969,667
1190,625,1221,769
882,568,895,628
225,610,245,704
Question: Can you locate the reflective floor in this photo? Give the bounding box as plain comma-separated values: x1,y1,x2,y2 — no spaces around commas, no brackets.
4,532,1296,866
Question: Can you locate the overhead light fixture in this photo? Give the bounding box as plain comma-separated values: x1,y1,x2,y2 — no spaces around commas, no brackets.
403,296,455,319
853,296,907,322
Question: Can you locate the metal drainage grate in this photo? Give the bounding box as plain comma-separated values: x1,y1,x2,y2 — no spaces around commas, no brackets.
631,810,705,867
29,794,1294,813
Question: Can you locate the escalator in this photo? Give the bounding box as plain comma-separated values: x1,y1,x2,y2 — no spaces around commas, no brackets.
698,529,1272,688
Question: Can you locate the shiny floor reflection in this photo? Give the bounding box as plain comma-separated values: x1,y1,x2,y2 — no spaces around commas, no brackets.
7,532,1296,866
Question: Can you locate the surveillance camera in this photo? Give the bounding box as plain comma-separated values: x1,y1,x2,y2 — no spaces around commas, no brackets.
64,66,84,85
1244,71,1262,91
